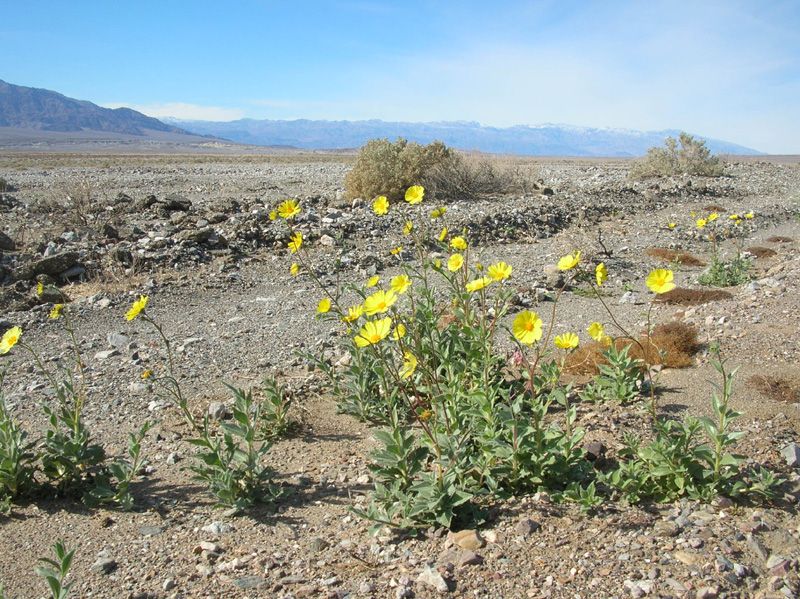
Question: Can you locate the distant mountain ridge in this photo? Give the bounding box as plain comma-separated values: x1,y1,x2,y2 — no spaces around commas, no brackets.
0,79,192,136
164,117,765,157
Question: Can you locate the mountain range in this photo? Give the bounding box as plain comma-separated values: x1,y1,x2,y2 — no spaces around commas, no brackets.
0,79,765,155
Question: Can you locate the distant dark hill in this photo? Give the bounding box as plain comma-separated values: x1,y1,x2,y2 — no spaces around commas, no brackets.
164,118,765,157
0,79,192,136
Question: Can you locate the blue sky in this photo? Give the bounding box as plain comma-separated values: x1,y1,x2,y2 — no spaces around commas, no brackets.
3,1,799,153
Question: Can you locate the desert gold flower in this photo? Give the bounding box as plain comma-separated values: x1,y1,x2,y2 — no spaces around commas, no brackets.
405,185,424,205
450,236,467,250
391,246,402,255
696,218,707,228
342,304,365,322
287,231,303,253
277,199,301,219
466,276,492,293
403,221,413,235
447,254,464,272
729,214,740,220
366,275,379,287
364,289,398,316
487,262,512,281
438,227,448,242
668,222,676,228
373,195,389,215
290,263,299,276
37,282,44,295
141,369,152,379
354,317,392,347
399,351,417,379
554,332,579,349
419,409,434,421
646,269,675,294
595,262,608,287
557,250,581,271
317,298,331,313
430,206,447,219
708,212,719,222
745,212,754,219
49,304,64,319
269,210,277,220
391,274,411,295
126,295,148,321
512,311,543,345
392,323,406,340
0,326,21,354
588,322,605,342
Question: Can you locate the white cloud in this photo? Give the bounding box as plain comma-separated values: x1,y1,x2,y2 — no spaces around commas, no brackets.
102,102,245,122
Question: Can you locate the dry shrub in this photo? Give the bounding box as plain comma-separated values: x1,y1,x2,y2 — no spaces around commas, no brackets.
746,246,777,259
629,133,724,180
703,204,726,213
645,248,706,267
748,375,800,403
654,287,733,306
564,322,700,374
766,236,794,243
421,152,533,201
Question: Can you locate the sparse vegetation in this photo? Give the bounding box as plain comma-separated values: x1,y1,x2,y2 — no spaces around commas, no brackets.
629,132,724,180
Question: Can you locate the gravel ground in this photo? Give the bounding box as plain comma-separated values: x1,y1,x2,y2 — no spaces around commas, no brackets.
1,154,800,599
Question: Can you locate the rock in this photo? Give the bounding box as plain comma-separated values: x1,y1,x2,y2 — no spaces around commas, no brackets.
696,586,719,599
583,440,606,461
747,533,770,562
138,525,166,537
515,518,542,536
61,265,86,280
450,529,485,550
94,349,119,361
162,578,176,591
107,333,131,348
208,402,227,420
201,521,234,535
161,194,192,211
90,558,117,574
781,443,800,467
234,576,266,589
457,549,483,567
0,231,15,251
418,566,449,593
654,520,681,537
619,291,638,304
31,252,79,276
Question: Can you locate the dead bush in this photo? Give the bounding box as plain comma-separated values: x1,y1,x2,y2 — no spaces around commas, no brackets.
748,375,800,403
645,248,706,267
746,246,777,258
653,287,733,306
703,204,726,213
766,236,794,243
565,322,700,374
629,132,724,180
421,152,533,201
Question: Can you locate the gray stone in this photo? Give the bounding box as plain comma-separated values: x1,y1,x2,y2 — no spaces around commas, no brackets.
94,349,119,361
418,566,449,593
90,558,117,574
201,521,234,535
138,525,166,537
208,402,227,420
620,291,638,304
457,549,483,567
61,266,86,280
781,443,800,467
515,517,542,536
234,576,266,589
746,533,770,562
107,333,131,348
31,252,79,276
0,231,15,251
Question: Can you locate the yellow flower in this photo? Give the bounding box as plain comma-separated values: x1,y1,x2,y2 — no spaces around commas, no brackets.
487,262,512,281
288,231,303,253
392,323,406,340
399,351,417,379
512,311,543,345
126,295,148,321
447,254,464,272
37,282,44,295
405,185,424,205
696,218,707,228
403,221,413,235
708,212,719,222
290,263,299,276
373,196,389,215
317,298,331,313
269,210,277,220
419,409,434,421
595,262,608,287
391,246,402,255
588,322,605,342
450,236,467,250
277,199,301,219
0,326,22,354
366,275,380,287
745,212,754,219
438,227,448,242
430,206,447,219
466,276,492,293
668,222,676,229
554,332,579,349
354,317,392,347
732,219,741,226
391,275,411,295
364,289,398,316
49,304,64,319
141,369,152,379
646,269,676,294
342,304,364,323
691,211,696,217
557,250,581,271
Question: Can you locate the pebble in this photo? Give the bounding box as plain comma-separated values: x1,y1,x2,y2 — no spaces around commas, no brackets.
450,529,485,550
90,557,117,574
418,566,449,593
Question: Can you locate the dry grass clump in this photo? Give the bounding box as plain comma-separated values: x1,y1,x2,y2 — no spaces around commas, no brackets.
746,246,777,259
645,248,706,266
422,153,534,200
565,322,700,374
766,236,794,243
654,287,733,306
748,375,800,403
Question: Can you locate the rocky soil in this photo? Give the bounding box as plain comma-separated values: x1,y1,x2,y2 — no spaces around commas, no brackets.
1,153,800,599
